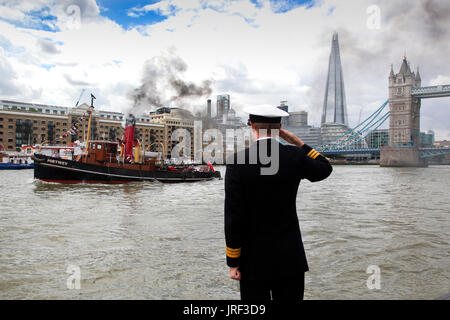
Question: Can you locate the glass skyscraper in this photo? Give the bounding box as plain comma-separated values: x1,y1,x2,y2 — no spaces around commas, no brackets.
321,32,348,126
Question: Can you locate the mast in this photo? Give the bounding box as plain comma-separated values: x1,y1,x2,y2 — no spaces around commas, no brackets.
85,94,96,159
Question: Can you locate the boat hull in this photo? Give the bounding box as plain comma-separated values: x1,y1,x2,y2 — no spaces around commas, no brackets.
32,154,220,183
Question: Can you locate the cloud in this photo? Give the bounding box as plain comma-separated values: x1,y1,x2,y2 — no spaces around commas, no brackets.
63,73,93,86
37,38,60,54
128,1,180,18
0,0,102,31
0,0,449,139
0,4,26,21
0,47,21,95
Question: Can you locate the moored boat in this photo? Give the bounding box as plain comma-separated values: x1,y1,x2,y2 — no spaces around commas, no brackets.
0,149,34,170
0,162,34,170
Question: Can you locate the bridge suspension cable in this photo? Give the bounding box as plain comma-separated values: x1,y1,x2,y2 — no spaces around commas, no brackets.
330,111,390,150
315,99,390,151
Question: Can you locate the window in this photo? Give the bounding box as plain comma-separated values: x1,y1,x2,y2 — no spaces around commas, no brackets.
34,120,38,124
41,121,46,124
8,125,13,129
0,124,2,128
0,117,3,121
8,118,13,122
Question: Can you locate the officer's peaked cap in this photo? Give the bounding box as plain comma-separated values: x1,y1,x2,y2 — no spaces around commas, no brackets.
243,105,289,124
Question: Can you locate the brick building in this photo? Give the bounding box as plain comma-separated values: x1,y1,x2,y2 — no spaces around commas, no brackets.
0,100,189,159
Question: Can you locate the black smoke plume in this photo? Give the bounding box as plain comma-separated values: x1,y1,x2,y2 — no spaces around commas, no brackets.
127,50,213,117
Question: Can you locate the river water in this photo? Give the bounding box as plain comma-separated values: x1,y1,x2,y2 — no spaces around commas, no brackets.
0,165,449,300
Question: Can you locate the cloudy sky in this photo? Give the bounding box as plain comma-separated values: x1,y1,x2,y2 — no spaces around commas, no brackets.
0,0,449,139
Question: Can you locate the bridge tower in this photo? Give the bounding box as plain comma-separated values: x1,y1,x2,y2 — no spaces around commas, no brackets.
380,57,427,167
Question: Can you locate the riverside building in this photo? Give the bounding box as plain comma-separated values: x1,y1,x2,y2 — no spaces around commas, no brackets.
0,100,190,159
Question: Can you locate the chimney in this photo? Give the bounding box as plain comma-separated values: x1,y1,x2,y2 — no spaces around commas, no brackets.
124,114,137,163
207,99,211,119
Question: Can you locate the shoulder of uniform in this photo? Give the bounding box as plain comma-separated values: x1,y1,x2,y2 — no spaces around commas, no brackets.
283,143,323,159
283,143,306,155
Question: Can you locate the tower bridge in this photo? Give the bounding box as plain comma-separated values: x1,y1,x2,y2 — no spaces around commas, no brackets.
314,54,450,166
380,57,450,166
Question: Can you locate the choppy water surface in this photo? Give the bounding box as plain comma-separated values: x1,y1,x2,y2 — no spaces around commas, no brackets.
0,165,449,299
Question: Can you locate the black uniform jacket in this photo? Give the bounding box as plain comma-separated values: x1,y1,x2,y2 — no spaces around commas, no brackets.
225,139,333,281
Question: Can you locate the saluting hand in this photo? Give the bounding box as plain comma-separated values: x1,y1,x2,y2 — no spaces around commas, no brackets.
229,267,241,281
279,129,305,147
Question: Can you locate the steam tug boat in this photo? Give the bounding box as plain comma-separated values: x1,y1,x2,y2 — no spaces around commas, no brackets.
32,98,220,184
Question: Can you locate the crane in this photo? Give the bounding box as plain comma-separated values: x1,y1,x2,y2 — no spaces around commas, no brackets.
75,89,86,107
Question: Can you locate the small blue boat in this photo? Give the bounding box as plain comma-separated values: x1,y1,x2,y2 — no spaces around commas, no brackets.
0,162,34,170
1,149,34,170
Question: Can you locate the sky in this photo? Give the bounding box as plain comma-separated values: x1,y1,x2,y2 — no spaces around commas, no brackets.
0,0,449,139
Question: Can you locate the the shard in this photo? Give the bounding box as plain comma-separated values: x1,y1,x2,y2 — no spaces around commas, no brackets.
321,32,348,126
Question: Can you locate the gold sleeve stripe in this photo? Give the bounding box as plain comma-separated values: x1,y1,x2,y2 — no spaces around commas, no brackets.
227,252,241,258
226,252,241,258
309,150,319,158
226,247,241,258
307,149,319,159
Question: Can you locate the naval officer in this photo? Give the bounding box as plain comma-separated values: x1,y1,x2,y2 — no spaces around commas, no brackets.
224,105,333,300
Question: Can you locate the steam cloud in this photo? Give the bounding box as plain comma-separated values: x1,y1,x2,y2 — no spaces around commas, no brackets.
126,50,212,118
